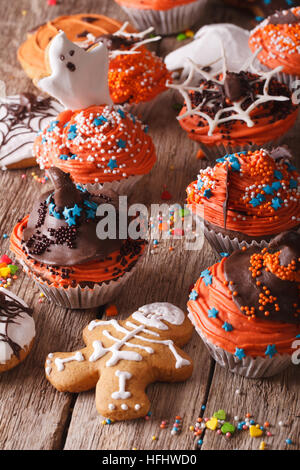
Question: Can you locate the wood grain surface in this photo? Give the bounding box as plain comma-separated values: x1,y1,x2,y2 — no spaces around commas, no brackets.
0,0,299,451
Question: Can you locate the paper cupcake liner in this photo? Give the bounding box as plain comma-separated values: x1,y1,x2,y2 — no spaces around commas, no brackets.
82,174,143,196
197,138,284,165
120,0,207,35
198,216,300,256
187,310,291,378
203,223,269,255
192,214,269,255
20,250,145,309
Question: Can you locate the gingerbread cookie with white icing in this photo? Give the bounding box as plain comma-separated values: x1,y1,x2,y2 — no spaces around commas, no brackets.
45,303,193,421
0,93,63,170
0,288,35,373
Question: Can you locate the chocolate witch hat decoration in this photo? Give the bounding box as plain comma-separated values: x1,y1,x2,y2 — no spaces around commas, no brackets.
22,167,122,266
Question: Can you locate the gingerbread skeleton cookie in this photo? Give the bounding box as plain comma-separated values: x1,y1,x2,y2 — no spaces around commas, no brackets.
45,303,194,420
0,288,35,373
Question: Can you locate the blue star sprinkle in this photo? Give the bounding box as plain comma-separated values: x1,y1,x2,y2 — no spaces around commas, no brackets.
49,202,61,219
93,115,108,126
271,197,283,210
197,179,204,191
107,158,118,170
290,179,298,189
265,344,277,358
271,181,281,191
220,252,229,258
200,269,212,286
208,307,219,318
263,185,274,195
117,139,126,148
222,321,233,332
71,204,82,217
47,120,59,132
203,189,212,199
189,290,198,301
67,124,77,140
274,170,283,180
235,348,246,360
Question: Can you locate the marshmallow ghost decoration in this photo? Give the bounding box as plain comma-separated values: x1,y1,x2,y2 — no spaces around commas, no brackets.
38,31,113,110
45,302,194,421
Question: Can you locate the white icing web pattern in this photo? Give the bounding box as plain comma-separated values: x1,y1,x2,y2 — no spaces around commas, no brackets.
167,48,291,137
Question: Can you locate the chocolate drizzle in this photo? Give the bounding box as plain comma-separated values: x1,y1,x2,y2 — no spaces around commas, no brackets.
0,290,33,359
224,231,300,324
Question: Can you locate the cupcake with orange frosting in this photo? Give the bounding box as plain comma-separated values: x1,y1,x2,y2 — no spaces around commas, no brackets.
33,31,156,194
10,168,146,309
18,15,170,111
186,147,300,254
187,231,300,378
249,7,300,88
170,63,299,162
113,0,208,35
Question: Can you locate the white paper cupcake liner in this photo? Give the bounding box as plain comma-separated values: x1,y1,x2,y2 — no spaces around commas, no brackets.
197,138,284,165
82,174,143,196
199,217,300,256
187,310,292,378
20,250,145,309
192,214,269,255
120,0,207,35
203,223,269,255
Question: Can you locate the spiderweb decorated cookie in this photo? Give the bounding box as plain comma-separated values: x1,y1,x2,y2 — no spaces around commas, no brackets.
0,288,35,373
45,303,193,420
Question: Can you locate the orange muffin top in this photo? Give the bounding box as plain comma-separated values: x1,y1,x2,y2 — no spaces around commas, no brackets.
34,105,156,185
188,231,300,358
186,148,300,237
249,7,300,75
176,70,298,146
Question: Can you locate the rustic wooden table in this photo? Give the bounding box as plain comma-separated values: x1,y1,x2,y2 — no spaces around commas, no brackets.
0,0,299,451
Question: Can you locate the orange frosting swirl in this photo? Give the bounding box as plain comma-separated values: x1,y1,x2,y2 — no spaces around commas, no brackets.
186,149,300,237
188,258,300,357
249,7,300,76
114,0,197,10
10,216,146,288
34,105,156,185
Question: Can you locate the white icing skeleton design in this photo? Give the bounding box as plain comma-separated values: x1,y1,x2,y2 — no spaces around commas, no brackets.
45,303,193,420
